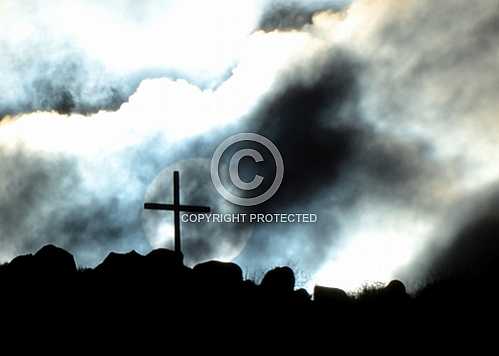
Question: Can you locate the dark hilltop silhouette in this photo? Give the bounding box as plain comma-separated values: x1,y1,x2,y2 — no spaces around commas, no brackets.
0,243,496,335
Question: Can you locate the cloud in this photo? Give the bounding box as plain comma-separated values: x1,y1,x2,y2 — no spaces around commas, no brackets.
0,0,268,118
258,0,348,30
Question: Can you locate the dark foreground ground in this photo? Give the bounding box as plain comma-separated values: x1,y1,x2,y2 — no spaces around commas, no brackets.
0,244,496,339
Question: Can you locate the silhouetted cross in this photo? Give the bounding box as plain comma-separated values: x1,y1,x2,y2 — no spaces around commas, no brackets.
144,171,210,257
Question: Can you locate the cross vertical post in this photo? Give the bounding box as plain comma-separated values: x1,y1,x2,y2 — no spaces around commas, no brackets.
173,171,181,256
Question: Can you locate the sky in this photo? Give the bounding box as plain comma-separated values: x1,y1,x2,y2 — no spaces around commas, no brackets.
1,0,499,291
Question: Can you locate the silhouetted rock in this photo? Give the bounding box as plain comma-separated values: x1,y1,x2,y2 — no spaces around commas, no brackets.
5,245,76,275
384,280,409,302
7,254,36,274
261,266,295,294
95,250,144,273
94,249,186,276
294,288,312,303
193,261,243,287
145,249,183,270
35,245,77,273
314,286,350,305
385,280,406,295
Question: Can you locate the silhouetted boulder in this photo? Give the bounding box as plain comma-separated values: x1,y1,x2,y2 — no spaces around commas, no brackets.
5,245,76,275
261,266,295,294
294,288,312,303
314,286,350,305
7,254,36,274
95,250,144,273
193,261,243,287
385,280,406,295
145,249,183,271
35,245,77,273
384,280,409,302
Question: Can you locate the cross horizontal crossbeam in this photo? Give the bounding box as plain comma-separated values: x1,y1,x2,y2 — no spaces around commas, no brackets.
144,203,210,214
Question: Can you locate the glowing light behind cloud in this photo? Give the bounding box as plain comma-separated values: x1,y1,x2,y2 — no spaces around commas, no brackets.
2,0,264,83
314,203,437,291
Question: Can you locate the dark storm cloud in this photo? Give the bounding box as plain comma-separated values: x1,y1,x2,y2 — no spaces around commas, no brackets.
0,53,127,117
247,52,362,210
139,34,441,279
0,22,132,118
259,3,330,31
244,49,434,213
132,51,367,272
0,46,187,118
225,49,436,274
258,0,352,31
